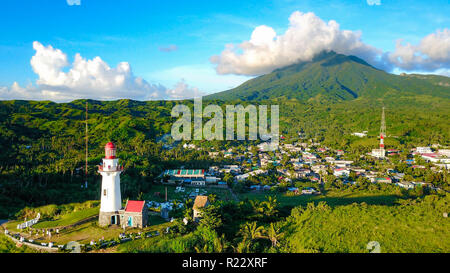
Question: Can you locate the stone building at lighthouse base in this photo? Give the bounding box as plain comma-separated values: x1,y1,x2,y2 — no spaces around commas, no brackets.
98,200,148,228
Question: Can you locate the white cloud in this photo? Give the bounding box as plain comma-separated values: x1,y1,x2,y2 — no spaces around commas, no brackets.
67,0,81,6
367,0,381,6
164,80,205,100
0,42,203,102
211,11,383,76
386,29,450,71
211,11,449,76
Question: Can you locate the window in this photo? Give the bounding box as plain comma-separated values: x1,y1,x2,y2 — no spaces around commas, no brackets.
103,189,107,196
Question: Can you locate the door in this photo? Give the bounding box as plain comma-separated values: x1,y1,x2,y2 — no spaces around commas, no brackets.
111,215,116,225
128,216,132,227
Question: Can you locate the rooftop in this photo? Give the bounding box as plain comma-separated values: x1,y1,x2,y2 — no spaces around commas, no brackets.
193,195,209,209
125,200,145,213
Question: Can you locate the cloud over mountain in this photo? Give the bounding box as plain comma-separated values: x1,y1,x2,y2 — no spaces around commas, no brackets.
0,42,202,102
211,11,449,76
211,11,382,76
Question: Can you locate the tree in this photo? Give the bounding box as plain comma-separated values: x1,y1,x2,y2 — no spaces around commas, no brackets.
264,222,284,247
238,221,264,241
261,196,279,220
199,204,223,230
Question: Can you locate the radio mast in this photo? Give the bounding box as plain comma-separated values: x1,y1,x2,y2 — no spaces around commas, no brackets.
380,106,386,139
85,101,88,189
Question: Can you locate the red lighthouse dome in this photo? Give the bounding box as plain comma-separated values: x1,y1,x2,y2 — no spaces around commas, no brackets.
105,142,116,159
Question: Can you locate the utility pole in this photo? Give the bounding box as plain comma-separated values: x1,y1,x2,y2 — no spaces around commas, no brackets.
380,106,386,138
85,101,88,189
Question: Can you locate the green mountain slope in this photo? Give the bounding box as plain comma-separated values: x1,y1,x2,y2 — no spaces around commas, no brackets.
205,51,450,102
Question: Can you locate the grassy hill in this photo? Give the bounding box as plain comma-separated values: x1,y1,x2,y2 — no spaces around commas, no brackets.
205,51,450,102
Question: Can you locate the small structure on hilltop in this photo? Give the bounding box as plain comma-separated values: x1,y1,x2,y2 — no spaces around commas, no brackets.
193,195,209,222
98,142,147,228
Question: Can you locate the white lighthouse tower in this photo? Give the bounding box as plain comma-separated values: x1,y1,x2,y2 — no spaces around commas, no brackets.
98,142,123,226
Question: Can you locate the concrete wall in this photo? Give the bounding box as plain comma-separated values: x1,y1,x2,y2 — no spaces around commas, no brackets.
6,234,59,253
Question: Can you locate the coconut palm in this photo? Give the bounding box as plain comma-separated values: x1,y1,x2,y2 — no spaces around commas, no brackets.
238,221,264,241
262,196,279,219
265,222,284,247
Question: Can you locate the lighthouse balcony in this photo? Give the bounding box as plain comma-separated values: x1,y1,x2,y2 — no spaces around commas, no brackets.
98,165,124,172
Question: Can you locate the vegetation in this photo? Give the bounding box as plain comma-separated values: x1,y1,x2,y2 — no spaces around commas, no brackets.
0,51,448,252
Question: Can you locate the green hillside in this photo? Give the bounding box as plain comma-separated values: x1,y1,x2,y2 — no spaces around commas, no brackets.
205,51,450,102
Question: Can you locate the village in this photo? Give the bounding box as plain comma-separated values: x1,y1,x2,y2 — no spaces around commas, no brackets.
2,130,449,253
1,106,449,253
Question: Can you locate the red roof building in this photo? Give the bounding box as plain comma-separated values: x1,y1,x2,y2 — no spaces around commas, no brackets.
125,200,146,212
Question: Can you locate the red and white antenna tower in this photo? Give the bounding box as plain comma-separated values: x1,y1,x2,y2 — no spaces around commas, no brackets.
85,101,88,189
379,107,386,149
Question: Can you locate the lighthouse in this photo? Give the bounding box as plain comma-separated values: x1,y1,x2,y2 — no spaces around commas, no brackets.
371,107,386,159
98,142,123,226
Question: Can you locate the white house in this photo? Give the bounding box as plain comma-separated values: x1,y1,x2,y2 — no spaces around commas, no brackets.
416,147,433,154
334,168,350,177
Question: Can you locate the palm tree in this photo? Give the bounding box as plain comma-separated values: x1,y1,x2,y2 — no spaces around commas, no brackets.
262,196,278,219
194,244,209,253
213,234,228,253
265,222,284,247
239,222,264,241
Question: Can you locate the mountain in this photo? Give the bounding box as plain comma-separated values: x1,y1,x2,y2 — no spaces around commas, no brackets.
205,51,450,102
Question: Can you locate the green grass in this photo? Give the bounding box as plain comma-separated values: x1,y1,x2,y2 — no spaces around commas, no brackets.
238,189,400,208
0,233,37,253
33,207,99,229
148,215,167,226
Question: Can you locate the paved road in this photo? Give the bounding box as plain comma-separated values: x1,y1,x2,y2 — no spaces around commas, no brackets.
0,219,8,230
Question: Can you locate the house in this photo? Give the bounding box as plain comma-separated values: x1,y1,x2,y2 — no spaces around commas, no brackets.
301,187,318,195
396,181,414,189
351,132,367,137
121,200,148,228
205,176,220,184
415,147,433,154
334,168,350,177
191,180,206,187
330,160,354,168
163,169,206,185
294,168,311,178
235,169,267,181
311,164,327,174
421,153,450,164
222,165,241,173
373,177,392,183
193,196,209,222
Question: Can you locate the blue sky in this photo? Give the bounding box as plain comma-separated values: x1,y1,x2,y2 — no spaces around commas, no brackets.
0,0,448,101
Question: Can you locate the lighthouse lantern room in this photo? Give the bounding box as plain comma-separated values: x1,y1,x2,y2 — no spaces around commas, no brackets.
98,142,123,226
